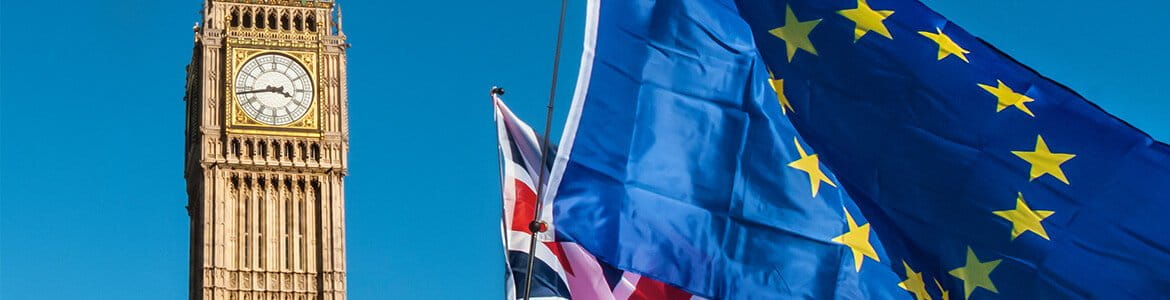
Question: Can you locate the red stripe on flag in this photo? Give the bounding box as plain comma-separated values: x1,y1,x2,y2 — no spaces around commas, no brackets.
543,242,575,276
511,178,537,233
629,277,692,300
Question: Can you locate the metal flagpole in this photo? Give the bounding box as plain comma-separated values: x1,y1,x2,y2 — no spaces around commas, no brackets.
522,0,570,298
492,86,519,300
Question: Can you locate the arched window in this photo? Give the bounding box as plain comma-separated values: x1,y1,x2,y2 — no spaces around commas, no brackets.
230,10,240,27
285,142,294,160
285,178,295,269
256,11,266,28
267,11,277,30
306,15,317,32
242,11,253,28
298,143,308,161
293,14,303,32
231,139,241,157
281,13,290,31
258,140,268,159
239,175,249,269
310,143,321,161
273,140,282,160
257,178,267,269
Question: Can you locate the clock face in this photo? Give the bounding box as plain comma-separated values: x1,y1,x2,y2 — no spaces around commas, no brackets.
234,54,314,126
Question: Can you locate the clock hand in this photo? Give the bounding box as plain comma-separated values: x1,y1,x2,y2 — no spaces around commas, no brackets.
236,89,266,95
273,86,294,98
235,86,283,95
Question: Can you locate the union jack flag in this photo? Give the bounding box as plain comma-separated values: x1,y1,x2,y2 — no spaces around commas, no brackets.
494,94,700,300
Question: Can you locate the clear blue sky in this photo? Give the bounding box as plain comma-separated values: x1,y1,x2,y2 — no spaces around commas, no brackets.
0,0,1165,299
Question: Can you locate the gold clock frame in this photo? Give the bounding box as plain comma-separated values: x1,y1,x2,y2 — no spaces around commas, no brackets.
226,48,321,137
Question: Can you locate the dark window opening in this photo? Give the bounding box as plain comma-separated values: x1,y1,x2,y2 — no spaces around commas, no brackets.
231,139,241,157
242,12,253,28
258,141,268,159
273,141,282,160
306,15,317,32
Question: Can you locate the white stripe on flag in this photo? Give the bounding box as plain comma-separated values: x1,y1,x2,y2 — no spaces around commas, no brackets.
561,242,618,300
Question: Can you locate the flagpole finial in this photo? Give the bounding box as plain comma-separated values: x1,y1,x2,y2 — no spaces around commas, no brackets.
528,220,548,233
491,86,505,96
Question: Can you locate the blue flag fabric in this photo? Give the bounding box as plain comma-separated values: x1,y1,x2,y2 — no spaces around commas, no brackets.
549,0,1170,299
548,0,910,298
734,0,1170,298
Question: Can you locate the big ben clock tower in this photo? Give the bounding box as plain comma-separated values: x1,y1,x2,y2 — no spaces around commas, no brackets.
183,1,349,299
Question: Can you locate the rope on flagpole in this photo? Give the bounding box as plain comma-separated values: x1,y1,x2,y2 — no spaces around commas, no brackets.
523,0,569,298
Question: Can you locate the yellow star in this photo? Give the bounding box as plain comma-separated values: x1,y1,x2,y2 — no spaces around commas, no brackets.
978,80,1035,117
831,208,879,272
948,247,1001,299
1012,135,1076,184
918,28,970,62
993,192,1055,240
898,261,932,300
769,5,821,62
838,0,894,41
933,278,951,300
787,138,837,197
770,77,795,114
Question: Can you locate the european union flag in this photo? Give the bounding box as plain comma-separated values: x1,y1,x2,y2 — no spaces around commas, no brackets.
738,0,1170,298
547,0,1170,299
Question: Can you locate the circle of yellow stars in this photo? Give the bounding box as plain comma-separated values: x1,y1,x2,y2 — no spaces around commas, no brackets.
766,1,1081,299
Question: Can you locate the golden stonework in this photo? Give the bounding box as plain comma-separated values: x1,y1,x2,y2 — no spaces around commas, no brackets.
225,47,322,137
